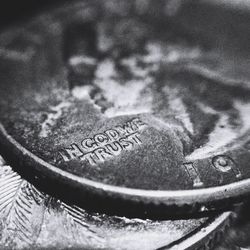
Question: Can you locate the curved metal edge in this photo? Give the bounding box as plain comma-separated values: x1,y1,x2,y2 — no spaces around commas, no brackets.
170,211,233,250
1,123,250,209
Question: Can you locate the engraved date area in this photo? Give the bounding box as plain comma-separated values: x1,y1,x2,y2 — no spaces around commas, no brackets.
59,118,147,165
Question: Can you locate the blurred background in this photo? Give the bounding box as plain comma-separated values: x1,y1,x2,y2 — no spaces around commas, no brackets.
0,0,250,249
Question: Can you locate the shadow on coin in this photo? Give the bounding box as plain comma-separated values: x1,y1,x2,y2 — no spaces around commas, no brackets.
223,200,250,249
212,200,250,250
6,156,244,221
0,0,67,29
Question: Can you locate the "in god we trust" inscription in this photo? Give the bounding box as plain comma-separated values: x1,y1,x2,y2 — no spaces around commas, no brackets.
59,118,147,165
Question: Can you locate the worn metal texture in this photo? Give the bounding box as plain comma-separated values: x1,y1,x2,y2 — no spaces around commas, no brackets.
0,155,234,250
0,0,250,215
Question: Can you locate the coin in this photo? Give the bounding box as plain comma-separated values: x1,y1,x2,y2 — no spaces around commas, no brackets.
0,0,250,215
0,155,233,250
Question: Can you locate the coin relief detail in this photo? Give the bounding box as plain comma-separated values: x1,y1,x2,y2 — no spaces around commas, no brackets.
59,118,147,165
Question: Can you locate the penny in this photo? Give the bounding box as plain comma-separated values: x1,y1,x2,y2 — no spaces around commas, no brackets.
0,0,250,215
0,155,234,250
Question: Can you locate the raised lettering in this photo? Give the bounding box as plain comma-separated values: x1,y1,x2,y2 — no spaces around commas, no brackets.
105,129,120,141
59,118,147,164
183,162,204,188
59,143,83,161
128,132,142,144
94,133,109,146
106,141,123,156
119,137,134,150
81,138,97,150
94,147,112,162
212,155,242,178
80,152,97,165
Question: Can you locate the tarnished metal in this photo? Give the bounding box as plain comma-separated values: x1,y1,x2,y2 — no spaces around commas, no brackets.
0,0,250,215
0,155,233,250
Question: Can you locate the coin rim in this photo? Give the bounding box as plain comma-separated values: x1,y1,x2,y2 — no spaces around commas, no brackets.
167,211,233,250
1,0,250,209
1,124,250,209
0,155,234,250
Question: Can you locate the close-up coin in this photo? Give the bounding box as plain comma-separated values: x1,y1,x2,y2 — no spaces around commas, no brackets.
1,0,250,249
1,0,250,216
0,155,234,250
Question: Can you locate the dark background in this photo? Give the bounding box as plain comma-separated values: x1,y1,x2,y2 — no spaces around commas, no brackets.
0,0,65,29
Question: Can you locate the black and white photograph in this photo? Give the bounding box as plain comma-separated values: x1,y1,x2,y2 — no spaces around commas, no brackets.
0,0,250,249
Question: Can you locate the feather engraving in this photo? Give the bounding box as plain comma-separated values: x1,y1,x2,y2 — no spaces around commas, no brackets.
0,157,45,249
59,201,105,247
0,156,104,248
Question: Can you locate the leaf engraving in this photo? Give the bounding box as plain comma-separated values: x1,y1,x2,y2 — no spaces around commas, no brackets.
59,201,105,247
0,157,45,249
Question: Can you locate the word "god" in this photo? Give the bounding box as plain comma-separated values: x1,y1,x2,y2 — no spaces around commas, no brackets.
59,118,147,165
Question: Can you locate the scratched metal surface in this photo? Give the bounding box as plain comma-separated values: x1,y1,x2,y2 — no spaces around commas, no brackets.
0,0,250,249
1,152,249,250
0,153,249,250
1,0,250,217
0,155,235,250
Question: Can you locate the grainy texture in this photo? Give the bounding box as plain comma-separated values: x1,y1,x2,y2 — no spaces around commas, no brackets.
0,155,232,250
215,201,250,250
0,0,250,248
0,0,250,216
